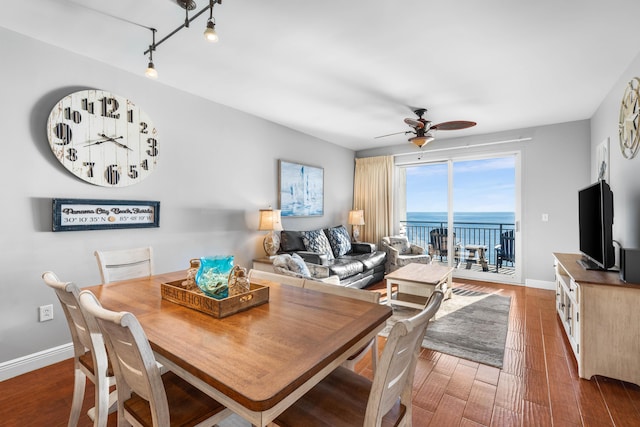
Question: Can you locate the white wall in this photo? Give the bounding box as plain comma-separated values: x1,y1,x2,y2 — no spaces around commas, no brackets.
356,121,591,285
0,28,355,364
591,51,640,252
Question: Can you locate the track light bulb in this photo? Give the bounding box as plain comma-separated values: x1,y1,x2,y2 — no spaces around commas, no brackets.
145,61,158,79
204,20,218,42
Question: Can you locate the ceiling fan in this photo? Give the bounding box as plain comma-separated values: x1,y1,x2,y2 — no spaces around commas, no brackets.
376,108,477,148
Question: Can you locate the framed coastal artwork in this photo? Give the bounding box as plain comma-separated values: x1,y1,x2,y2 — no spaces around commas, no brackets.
278,160,324,217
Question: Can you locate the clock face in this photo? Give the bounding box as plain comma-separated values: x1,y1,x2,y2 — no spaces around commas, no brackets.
619,78,640,160
47,89,159,187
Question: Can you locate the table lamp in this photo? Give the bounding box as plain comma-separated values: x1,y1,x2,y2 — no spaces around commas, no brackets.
258,208,283,257
348,209,365,242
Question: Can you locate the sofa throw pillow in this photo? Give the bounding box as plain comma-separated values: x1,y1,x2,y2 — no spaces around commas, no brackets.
279,230,306,252
287,253,311,277
302,229,335,261
389,236,411,255
326,225,352,258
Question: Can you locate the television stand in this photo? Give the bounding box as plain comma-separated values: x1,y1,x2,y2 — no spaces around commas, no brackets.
554,253,640,386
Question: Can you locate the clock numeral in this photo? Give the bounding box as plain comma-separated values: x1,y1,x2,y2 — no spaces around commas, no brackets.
128,165,139,179
105,164,121,185
53,123,72,145
81,98,95,114
146,138,158,157
83,162,95,178
141,159,149,171
66,148,77,162
64,107,81,124
128,110,134,123
99,97,120,119
140,121,148,134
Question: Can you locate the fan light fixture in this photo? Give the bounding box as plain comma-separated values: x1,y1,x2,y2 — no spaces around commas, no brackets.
409,132,435,148
143,0,222,78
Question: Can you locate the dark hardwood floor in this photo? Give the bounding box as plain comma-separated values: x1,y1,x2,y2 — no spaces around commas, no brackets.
1,280,639,426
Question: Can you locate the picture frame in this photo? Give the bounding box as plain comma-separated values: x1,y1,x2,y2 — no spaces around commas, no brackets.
52,198,160,232
596,137,610,182
278,160,324,217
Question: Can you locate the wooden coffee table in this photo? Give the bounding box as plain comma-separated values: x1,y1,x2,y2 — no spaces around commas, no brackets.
385,263,454,309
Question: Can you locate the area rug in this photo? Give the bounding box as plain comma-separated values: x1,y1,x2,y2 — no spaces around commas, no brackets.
380,287,511,368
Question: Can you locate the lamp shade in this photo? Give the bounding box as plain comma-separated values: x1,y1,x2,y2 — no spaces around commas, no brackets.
348,210,365,226
258,209,283,231
409,134,434,148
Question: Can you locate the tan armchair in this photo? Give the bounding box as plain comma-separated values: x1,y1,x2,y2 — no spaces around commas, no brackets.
381,235,431,273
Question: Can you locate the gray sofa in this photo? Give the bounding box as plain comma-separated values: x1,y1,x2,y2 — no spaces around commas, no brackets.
278,225,386,289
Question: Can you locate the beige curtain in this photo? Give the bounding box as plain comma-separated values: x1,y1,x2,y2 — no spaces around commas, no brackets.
353,156,394,247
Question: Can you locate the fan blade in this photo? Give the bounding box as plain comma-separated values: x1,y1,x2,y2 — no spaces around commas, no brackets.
403,118,425,129
374,130,411,139
431,121,477,131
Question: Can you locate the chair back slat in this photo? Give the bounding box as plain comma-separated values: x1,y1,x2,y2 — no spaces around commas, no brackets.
42,272,104,361
79,290,170,425
94,247,154,284
366,289,444,424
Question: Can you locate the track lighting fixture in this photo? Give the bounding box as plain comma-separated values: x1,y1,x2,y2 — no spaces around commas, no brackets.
203,1,219,42
143,0,222,78
145,28,158,79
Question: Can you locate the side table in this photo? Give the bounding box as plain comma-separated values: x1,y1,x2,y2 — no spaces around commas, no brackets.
252,257,275,273
464,244,488,271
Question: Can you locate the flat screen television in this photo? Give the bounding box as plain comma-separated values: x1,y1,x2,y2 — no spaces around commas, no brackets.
578,180,615,270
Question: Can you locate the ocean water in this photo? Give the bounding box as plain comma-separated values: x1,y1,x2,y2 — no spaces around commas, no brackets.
406,211,515,227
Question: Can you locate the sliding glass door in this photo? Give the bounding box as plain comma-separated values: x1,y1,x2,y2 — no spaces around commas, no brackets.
401,153,520,283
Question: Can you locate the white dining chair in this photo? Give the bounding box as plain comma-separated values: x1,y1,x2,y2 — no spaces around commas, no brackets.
274,289,444,427
94,247,154,284
41,271,116,427
78,290,232,427
302,280,381,373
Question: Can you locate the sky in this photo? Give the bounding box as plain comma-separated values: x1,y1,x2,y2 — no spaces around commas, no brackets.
406,156,516,212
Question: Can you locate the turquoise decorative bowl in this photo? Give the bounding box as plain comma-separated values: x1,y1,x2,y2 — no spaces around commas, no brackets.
195,255,234,299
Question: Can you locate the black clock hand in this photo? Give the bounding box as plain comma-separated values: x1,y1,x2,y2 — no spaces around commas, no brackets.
112,140,133,151
98,134,132,150
84,139,109,147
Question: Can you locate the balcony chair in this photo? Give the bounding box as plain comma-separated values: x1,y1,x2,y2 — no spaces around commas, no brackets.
78,290,231,427
94,247,153,284
274,289,444,427
41,271,116,427
381,235,430,273
495,229,515,272
429,228,461,264
303,280,381,373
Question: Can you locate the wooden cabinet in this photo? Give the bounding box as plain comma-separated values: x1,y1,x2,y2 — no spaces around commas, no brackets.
554,253,640,385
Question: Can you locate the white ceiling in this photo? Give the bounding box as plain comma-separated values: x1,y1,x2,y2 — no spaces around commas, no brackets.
4,0,640,151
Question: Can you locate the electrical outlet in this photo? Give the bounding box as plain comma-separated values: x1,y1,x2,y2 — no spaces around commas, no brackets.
39,304,53,322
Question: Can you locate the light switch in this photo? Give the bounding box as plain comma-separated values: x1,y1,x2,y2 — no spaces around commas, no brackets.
542,213,549,222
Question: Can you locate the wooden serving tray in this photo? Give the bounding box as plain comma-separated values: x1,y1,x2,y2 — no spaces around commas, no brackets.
161,280,269,318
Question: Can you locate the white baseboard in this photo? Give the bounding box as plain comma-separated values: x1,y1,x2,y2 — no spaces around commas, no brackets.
0,343,73,382
525,278,556,290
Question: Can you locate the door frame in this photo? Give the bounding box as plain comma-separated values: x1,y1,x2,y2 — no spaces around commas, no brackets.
395,149,522,284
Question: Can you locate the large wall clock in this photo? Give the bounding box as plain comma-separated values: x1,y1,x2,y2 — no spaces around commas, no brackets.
619,78,640,160
47,89,159,187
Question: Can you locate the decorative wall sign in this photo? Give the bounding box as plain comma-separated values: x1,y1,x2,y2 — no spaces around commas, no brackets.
52,198,160,231
278,160,324,217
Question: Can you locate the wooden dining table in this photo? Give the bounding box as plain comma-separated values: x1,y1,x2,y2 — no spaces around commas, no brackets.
87,270,392,426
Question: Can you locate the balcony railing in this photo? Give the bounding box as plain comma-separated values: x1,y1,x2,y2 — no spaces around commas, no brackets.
400,220,515,272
